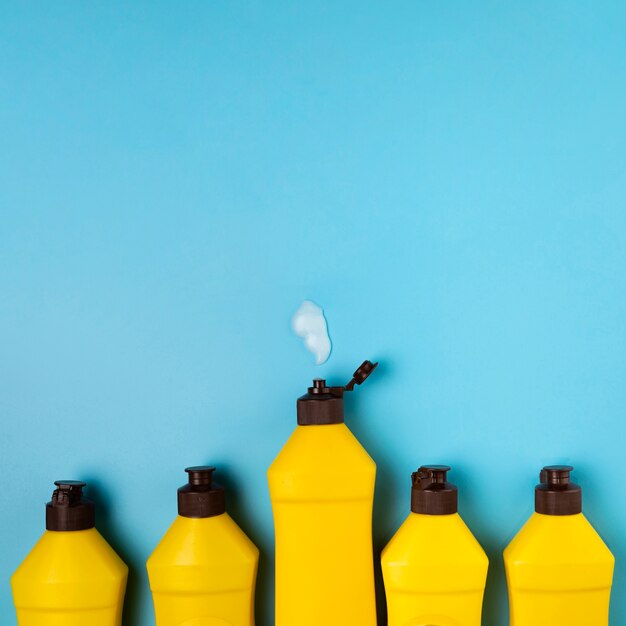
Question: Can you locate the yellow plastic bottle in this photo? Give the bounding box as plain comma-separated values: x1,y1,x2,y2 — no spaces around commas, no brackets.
267,360,378,626
11,480,128,626
382,465,489,626
147,466,259,626
504,465,614,626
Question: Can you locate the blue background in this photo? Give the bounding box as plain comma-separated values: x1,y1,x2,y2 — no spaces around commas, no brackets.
1,2,626,624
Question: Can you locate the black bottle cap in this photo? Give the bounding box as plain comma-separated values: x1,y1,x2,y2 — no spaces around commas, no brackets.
411,465,458,515
535,465,582,515
297,360,378,426
46,481,95,531
178,466,226,518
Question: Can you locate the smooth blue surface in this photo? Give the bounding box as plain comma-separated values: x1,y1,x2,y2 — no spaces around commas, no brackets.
2,2,626,624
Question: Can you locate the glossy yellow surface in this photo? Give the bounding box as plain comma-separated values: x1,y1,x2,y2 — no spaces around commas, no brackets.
11,528,128,626
382,511,488,626
504,512,614,626
268,423,377,626
147,512,259,626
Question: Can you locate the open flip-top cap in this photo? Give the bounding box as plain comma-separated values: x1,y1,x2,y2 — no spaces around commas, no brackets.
297,360,378,425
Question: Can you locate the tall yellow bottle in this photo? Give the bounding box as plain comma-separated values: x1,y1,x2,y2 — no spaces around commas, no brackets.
382,465,489,626
267,360,378,626
504,465,614,626
147,466,259,626
11,480,128,626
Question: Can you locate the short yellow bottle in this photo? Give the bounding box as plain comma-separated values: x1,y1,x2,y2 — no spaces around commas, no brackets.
267,361,378,626
504,465,614,626
382,465,489,626
11,480,128,626
147,466,259,626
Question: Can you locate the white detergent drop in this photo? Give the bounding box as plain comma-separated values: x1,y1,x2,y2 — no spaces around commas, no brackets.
291,300,332,365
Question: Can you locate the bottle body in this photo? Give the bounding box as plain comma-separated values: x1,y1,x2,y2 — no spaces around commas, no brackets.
11,528,128,626
382,512,488,626
504,512,614,626
147,512,259,626
268,423,377,626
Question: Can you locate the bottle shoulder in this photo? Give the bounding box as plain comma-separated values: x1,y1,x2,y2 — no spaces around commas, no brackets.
504,512,614,564
382,512,488,566
382,513,488,593
268,423,375,475
267,424,376,501
12,528,127,585
147,513,259,568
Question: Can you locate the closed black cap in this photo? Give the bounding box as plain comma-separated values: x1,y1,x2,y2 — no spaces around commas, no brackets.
46,481,95,531
178,466,226,518
297,360,377,426
535,465,582,515
411,465,458,515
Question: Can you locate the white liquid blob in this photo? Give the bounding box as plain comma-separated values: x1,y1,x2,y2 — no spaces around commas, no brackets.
291,300,332,365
